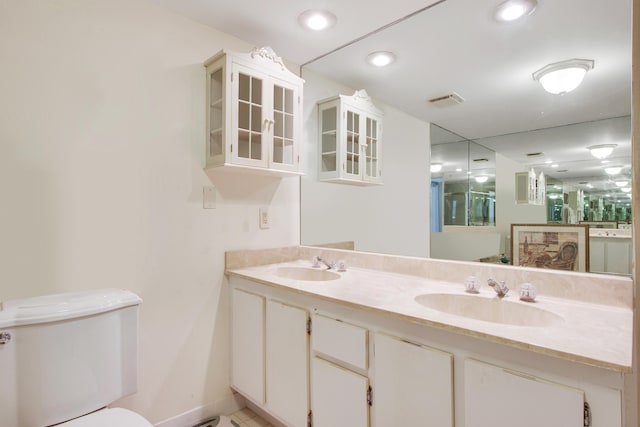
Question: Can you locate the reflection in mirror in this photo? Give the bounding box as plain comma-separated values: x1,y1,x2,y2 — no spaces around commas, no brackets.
300,0,632,275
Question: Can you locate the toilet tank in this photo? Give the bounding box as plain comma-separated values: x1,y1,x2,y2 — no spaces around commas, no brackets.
0,288,143,427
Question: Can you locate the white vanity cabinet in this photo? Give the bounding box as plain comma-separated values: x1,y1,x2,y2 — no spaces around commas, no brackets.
464,359,585,427
230,285,310,426
311,313,370,427
204,47,303,176
317,90,383,185
589,235,632,275
230,288,265,404
372,333,454,426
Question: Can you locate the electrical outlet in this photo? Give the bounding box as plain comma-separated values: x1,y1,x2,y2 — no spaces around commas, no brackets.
259,207,270,229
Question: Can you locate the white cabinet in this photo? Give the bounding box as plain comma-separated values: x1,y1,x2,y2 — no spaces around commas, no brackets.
372,333,454,426
312,357,370,427
230,284,309,426
265,300,309,427
230,288,265,404
464,359,585,427
311,313,370,427
205,47,304,176
589,236,632,275
317,90,383,185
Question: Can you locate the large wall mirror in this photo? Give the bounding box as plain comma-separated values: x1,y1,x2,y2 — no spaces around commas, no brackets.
300,0,632,274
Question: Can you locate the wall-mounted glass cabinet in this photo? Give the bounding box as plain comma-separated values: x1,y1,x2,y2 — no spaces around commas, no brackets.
204,47,304,176
317,90,383,185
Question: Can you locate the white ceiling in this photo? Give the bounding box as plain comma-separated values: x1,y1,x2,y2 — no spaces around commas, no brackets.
151,0,633,195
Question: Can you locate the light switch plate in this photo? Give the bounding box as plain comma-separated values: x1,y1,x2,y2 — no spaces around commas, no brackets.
203,186,216,209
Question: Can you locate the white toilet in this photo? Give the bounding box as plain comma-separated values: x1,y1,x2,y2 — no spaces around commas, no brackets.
0,288,153,427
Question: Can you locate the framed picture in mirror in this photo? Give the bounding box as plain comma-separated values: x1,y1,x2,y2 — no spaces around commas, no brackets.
511,224,589,272
579,220,619,229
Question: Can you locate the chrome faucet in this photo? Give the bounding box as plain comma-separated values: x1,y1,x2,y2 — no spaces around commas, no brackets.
313,256,335,270
487,278,509,298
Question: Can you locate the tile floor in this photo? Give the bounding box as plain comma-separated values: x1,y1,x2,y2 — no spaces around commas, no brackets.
229,407,272,427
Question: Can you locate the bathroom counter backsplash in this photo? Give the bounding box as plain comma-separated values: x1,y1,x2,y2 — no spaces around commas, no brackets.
225,246,633,372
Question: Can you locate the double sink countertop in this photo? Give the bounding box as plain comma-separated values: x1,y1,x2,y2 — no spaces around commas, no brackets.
226,252,633,373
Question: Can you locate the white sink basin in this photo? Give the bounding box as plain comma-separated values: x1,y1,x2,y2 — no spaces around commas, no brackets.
275,267,340,282
414,293,563,327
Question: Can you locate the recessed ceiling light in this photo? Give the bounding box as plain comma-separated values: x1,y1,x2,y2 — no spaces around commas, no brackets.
366,51,396,67
551,164,559,168
494,0,537,22
475,176,489,183
298,10,337,31
430,163,443,173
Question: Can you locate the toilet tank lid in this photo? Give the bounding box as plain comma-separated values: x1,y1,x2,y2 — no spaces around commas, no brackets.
0,288,142,328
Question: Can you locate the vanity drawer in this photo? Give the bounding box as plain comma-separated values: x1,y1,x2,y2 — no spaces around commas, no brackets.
311,313,368,371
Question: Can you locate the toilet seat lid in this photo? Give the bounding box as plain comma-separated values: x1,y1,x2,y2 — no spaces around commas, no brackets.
58,408,152,427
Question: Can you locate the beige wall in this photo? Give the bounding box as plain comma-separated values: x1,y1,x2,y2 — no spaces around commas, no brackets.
0,0,300,424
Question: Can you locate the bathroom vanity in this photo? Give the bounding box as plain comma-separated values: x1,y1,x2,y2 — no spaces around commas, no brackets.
226,246,633,427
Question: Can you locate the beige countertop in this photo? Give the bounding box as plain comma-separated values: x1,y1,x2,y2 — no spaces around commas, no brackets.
227,259,633,373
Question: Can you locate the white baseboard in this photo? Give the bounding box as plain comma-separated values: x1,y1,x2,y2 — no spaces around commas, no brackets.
153,393,246,427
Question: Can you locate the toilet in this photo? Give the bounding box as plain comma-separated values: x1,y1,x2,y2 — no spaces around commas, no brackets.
0,288,153,427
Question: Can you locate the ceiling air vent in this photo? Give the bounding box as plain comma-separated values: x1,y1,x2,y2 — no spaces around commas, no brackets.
428,92,465,108
473,158,489,162
526,152,544,158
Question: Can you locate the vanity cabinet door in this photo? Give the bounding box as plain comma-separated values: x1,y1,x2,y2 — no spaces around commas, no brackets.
311,356,369,427
464,359,584,427
230,288,265,404
265,300,309,427
372,333,453,426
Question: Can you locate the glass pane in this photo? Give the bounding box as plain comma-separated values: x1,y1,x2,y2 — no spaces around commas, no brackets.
238,102,250,130
211,69,223,102
274,86,283,111
322,153,336,172
239,73,250,101
251,133,262,160
273,137,283,163
251,77,262,105
211,104,222,130
284,88,294,113
209,132,222,157
347,111,354,132
368,118,377,138
322,107,336,132
322,134,336,153
251,105,262,132
285,114,293,139
273,111,283,137
238,130,250,158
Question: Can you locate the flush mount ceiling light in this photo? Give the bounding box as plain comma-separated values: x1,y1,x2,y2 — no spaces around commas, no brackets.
605,165,623,175
494,0,537,22
298,10,337,31
588,144,617,159
366,51,396,67
430,163,443,173
475,175,489,183
615,180,629,187
532,59,594,95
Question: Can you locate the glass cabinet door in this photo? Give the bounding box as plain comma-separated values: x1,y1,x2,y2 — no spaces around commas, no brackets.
271,82,298,171
345,109,361,178
319,103,338,175
364,117,380,182
234,65,267,167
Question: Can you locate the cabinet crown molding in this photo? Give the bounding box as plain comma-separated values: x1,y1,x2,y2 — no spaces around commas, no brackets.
250,46,286,71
